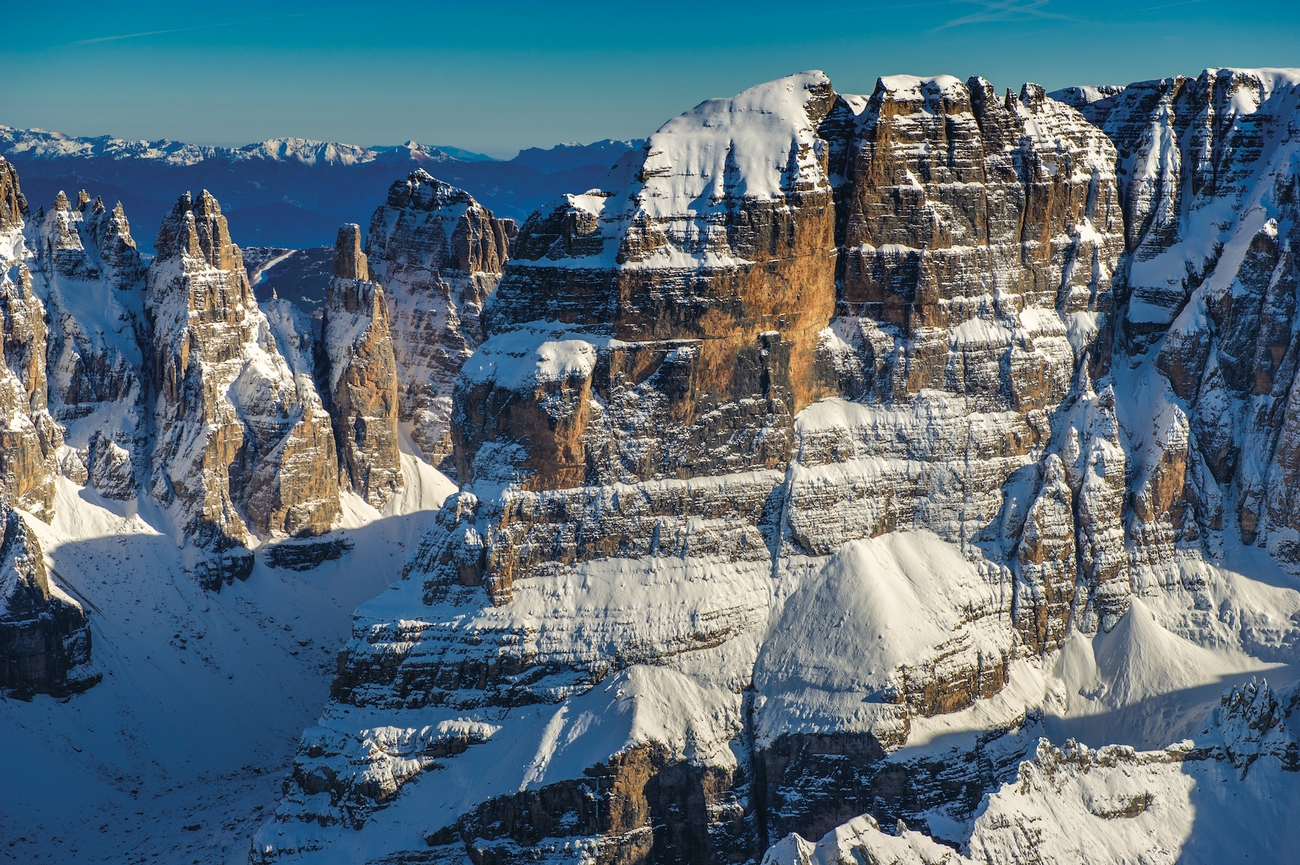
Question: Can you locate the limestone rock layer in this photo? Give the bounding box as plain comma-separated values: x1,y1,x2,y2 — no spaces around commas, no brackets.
259,67,1300,865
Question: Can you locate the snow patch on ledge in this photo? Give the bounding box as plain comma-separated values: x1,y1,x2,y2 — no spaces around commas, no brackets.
461,322,607,391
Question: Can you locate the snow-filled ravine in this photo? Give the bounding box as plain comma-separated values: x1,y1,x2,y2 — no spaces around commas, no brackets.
0,453,454,865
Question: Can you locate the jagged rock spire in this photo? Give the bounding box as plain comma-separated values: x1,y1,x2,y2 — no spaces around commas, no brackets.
323,222,401,507
332,223,370,281
153,189,242,271
145,190,341,586
0,158,28,232
363,171,514,466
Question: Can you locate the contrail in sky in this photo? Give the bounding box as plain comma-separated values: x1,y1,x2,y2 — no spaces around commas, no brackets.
65,12,321,46
935,0,1073,31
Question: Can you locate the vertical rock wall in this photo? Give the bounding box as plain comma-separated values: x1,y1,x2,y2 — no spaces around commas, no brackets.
322,224,402,507
364,169,514,469
260,70,1147,864
1086,71,1300,572
0,498,97,696
25,187,149,498
0,158,61,523
144,191,341,586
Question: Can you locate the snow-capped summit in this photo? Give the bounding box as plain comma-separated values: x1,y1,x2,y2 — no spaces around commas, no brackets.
0,126,462,168
247,66,1300,865
0,126,639,251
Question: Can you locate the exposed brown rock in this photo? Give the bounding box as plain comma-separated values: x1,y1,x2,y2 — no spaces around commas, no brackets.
1013,455,1077,653
0,228,60,522
322,224,402,507
145,190,341,585
446,744,747,865
265,69,1300,865
153,189,241,270
365,170,515,469
0,158,28,232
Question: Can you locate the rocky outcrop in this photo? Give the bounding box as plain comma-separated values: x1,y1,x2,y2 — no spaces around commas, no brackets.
321,224,401,507
365,169,515,469
262,70,1123,863
1012,454,1076,653
441,743,749,865
144,190,341,586
1075,70,1300,572
824,75,1123,580
87,430,135,500
0,499,97,696
476,72,839,489
764,678,1300,865
0,159,61,522
0,158,28,232
24,187,149,497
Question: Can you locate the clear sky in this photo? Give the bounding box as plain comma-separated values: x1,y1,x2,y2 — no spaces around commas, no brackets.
3,0,1298,158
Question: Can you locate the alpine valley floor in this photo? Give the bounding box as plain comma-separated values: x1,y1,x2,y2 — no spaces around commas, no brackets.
0,453,453,864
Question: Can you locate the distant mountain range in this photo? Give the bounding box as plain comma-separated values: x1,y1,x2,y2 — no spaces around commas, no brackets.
0,127,643,250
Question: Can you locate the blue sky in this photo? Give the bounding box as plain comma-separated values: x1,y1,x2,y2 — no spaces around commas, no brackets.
3,0,1297,157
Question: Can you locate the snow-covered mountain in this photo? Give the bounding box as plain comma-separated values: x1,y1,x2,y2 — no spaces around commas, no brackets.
5,66,1300,865
246,69,1300,864
0,153,470,861
0,127,637,251
0,150,507,669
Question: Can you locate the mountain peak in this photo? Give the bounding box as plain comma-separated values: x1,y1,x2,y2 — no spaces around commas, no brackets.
154,189,240,270
332,223,369,280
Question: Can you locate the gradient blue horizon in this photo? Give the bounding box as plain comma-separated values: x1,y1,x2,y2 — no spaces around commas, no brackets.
3,0,1297,158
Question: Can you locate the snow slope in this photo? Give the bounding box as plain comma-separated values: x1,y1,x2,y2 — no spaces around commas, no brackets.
0,454,453,864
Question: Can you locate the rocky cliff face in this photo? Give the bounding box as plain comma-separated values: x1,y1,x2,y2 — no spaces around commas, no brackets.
256,66,1300,865
0,497,97,697
0,159,137,697
144,191,342,586
257,70,1144,863
0,159,61,524
0,63,1283,865
321,224,402,507
763,676,1300,865
1081,70,1300,578
364,169,514,469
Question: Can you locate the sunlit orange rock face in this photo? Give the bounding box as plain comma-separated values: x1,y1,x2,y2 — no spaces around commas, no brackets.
271,70,1135,865
464,74,841,493
263,68,1300,865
